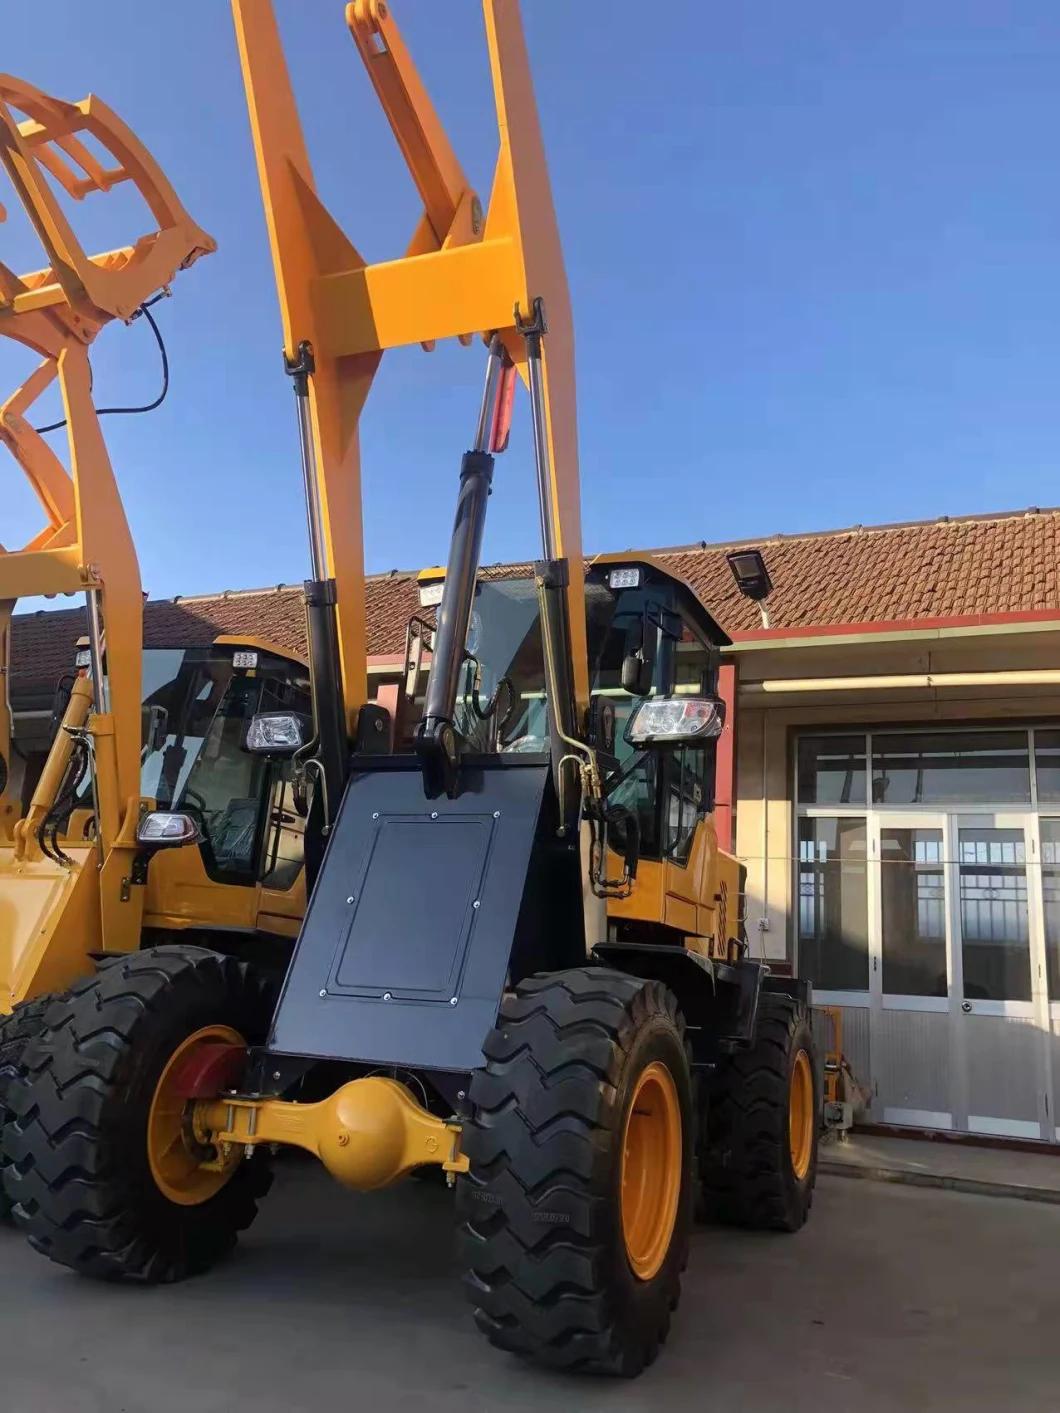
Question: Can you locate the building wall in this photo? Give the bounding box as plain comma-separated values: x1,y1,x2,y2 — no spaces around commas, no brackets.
732,625,1060,971
731,624,1060,1144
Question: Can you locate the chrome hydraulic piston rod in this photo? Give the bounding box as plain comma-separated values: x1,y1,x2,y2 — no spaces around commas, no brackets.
415,336,508,798
285,341,348,829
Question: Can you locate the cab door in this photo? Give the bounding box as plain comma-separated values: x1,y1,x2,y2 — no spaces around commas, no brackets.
256,762,310,936
661,745,711,936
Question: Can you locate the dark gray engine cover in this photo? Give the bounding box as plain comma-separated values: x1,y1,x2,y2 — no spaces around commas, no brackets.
265,758,551,1073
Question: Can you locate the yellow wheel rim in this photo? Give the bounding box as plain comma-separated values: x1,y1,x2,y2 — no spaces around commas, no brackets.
147,1025,243,1207
620,1061,682,1282
789,1048,814,1181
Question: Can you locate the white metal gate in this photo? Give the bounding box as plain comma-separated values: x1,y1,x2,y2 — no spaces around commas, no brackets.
824,809,1055,1140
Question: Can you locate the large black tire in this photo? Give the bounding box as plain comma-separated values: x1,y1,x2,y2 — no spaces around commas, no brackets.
458,967,694,1378
0,994,57,1222
4,945,275,1281
699,992,819,1231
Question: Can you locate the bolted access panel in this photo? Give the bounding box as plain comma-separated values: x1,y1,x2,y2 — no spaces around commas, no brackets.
265,757,553,1074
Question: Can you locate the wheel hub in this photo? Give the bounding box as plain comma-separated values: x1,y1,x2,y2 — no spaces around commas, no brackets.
620,1060,682,1281
789,1048,814,1181
147,1024,244,1206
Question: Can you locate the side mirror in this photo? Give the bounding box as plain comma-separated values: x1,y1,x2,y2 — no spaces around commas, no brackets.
142,703,169,755
620,651,653,696
137,811,201,849
244,711,311,758
625,695,725,748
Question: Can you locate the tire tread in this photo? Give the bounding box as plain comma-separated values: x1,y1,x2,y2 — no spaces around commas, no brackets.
699,992,818,1231
4,945,273,1281
458,966,691,1377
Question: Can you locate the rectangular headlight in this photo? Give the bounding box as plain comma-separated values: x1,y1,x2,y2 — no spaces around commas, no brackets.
607,566,641,590
137,811,200,846
626,695,725,746
244,711,307,755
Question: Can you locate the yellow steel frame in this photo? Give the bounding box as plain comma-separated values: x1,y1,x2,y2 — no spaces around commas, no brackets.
0,75,213,1007
231,0,589,721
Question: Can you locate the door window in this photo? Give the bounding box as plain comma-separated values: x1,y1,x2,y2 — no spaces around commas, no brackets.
1037,819,1060,999
797,817,869,990
178,674,270,878
956,827,1031,1002
260,770,308,893
880,827,946,997
663,747,709,865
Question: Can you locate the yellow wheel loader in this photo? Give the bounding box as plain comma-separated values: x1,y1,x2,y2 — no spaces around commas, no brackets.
0,80,311,1213
5,1,819,1378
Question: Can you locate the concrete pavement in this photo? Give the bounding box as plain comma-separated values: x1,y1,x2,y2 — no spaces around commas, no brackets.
1,1162,1056,1413
820,1131,1060,1203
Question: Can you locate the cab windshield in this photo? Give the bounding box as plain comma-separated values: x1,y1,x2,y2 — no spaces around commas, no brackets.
402,572,717,866
404,577,549,755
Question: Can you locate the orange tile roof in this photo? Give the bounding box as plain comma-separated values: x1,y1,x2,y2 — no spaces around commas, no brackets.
363,505,1060,645
11,506,1060,699
656,506,1060,634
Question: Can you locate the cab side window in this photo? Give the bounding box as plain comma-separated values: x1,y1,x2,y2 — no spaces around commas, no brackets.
179,675,269,879
664,746,710,865
259,767,308,892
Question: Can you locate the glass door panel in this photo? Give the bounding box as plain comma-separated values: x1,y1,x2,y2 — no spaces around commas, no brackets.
956,826,1031,1002
951,818,1044,1140
872,817,954,1129
880,826,948,999
797,817,869,992
1039,819,1060,1140
1040,819,1060,1001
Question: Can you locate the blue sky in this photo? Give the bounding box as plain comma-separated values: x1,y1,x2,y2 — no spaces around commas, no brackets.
4,1,1059,602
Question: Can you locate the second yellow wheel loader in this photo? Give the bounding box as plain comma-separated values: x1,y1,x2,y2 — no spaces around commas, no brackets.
0,77,311,1214
5,0,819,1378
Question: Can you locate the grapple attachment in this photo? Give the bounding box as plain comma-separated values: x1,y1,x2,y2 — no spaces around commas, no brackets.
0,74,215,329
0,74,214,1004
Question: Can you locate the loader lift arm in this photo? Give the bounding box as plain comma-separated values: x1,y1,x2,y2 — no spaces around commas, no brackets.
232,0,589,798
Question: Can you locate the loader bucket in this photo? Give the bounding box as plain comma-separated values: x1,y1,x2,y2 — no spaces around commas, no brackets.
0,845,97,1011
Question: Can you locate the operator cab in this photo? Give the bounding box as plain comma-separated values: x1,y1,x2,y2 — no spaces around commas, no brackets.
139,640,312,891
55,639,312,893
584,557,730,876
394,555,728,895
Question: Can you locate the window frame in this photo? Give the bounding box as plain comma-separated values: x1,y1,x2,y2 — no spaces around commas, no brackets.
660,743,714,866
792,722,1060,997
